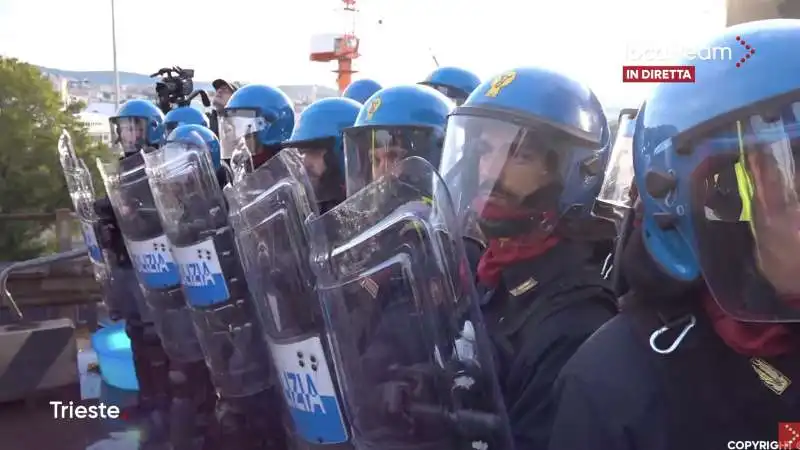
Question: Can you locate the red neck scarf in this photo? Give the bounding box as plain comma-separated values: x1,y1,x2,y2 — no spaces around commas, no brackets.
474,200,560,287
477,234,560,287
702,294,799,357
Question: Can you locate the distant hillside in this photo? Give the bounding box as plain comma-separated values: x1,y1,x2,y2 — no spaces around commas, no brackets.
37,66,215,90
36,66,339,100
279,85,339,100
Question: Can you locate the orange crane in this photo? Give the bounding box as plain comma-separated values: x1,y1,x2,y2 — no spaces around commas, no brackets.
310,0,361,94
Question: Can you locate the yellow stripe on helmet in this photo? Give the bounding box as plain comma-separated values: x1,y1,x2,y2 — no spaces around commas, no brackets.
733,120,756,234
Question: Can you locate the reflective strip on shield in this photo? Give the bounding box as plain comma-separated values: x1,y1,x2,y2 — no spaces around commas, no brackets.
172,238,231,307
271,336,349,444
126,235,181,289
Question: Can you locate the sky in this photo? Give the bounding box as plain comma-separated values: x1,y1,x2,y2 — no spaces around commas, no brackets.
0,0,727,108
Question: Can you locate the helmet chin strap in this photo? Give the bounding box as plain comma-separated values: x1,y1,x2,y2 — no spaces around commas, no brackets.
477,183,562,239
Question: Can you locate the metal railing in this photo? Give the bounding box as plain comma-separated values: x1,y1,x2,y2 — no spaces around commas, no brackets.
0,209,90,322
0,248,89,321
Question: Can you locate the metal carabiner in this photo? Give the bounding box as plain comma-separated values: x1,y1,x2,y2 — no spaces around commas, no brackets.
649,314,696,355
601,253,613,279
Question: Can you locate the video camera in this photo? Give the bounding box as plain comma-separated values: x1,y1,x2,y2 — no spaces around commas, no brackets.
151,66,198,114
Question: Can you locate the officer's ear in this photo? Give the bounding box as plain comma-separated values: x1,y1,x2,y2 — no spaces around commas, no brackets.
639,194,700,282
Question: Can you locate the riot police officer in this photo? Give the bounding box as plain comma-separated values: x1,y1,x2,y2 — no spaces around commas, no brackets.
100,118,219,450
282,96,361,213
305,84,515,450
341,83,483,277
164,105,211,135
341,79,383,104
419,66,481,106
548,20,800,450
96,98,172,443
218,84,294,181
224,97,363,450
437,67,619,449
340,84,452,196
148,86,294,450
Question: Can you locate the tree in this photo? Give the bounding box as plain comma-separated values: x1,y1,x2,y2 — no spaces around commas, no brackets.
0,57,109,260
65,99,86,115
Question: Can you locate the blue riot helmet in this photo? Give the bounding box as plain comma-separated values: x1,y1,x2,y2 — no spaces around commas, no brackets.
219,84,294,168
282,97,361,209
165,124,222,171
109,99,165,156
420,66,481,105
341,79,382,104
164,106,210,135
343,84,455,196
632,19,800,322
438,67,611,242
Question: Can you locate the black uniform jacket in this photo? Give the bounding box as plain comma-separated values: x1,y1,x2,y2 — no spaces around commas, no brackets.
548,229,800,450
480,240,618,449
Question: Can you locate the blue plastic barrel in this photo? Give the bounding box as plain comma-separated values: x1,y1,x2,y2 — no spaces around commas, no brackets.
90,321,139,391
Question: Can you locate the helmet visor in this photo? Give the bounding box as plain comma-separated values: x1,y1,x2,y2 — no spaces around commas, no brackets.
593,114,636,222
440,115,604,241
219,109,271,160
110,117,151,155
427,83,467,105
693,101,800,321
343,126,441,196
144,140,220,238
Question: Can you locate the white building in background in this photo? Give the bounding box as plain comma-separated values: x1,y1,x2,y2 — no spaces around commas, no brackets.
83,102,117,116
77,111,111,144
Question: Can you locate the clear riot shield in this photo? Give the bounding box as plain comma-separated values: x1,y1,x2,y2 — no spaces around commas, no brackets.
307,157,514,450
592,109,638,225
97,153,204,363
224,149,350,447
57,131,106,281
144,142,274,398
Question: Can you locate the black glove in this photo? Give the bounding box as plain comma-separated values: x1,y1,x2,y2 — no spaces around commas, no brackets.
93,196,131,266
216,165,230,188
